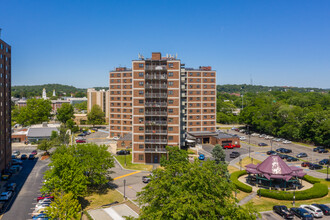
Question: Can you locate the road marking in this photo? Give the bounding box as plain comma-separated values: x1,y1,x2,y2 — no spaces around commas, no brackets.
128,186,132,189
113,171,141,180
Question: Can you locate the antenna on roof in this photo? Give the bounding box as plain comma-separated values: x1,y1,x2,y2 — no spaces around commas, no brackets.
176,53,178,59
138,53,141,59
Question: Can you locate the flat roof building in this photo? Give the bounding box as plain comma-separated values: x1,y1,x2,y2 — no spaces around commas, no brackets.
109,52,216,163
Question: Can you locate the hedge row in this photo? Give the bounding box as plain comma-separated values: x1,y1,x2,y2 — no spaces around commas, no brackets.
303,175,321,184
230,170,253,193
257,183,328,200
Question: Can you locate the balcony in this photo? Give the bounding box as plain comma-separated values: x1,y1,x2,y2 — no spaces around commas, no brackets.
145,84,167,89
145,74,167,80
145,139,167,144
145,65,167,70
145,120,167,125
145,102,167,107
145,111,167,116
145,93,167,98
145,147,167,153
145,130,167,135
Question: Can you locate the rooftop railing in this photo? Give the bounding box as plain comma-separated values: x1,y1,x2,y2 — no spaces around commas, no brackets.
145,65,167,70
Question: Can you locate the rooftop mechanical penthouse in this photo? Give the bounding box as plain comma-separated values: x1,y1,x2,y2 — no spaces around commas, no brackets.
109,52,216,163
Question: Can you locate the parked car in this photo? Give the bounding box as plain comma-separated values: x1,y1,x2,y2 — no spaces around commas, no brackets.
258,143,268,146
12,151,20,156
301,162,312,167
116,150,130,155
11,155,17,159
230,152,240,158
265,135,274,140
37,194,54,202
312,204,330,216
309,164,323,170
313,147,324,152
32,213,49,220
223,143,240,149
112,136,120,140
267,150,277,155
11,159,23,165
231,127,237,130
239,129,245,133
276,148,292,153
0,191,13,201
286,156,299,162
35,201,51,210
90,128,98,131
259,134,267,138
318,149,329,153
300,205,323,218
20,154,27,160
239,136,246,141
198,154,205,160
278,154,289,160
290,207,313,220
283,140,292,144
319,159,330,165
273,138,282,142
6,183,16,192
28,154,35,160
31,150,38,155
37,198,52,204
76,139,86,143
251,133,259,137
31,208,47,217
273,205,294,219
142,174,152,183
297,153,308,158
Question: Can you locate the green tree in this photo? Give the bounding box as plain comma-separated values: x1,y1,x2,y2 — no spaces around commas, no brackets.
74,101,87,111
37,140,53,155
46,190,81,220
212,144,226,163
137,148,258,219
87,105,105,126
57,103,74,124
14,98,52,126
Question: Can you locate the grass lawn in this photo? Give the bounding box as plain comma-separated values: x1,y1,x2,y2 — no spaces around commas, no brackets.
247,192,330,212
234,190,250,201
84,188,124,210
228,165,239,174
317,167,330,174
236,157,261,168
188,149,197,155
115,154,153,171
292,142,314,148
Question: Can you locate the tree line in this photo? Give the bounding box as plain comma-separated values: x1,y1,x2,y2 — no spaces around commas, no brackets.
217,90,330,147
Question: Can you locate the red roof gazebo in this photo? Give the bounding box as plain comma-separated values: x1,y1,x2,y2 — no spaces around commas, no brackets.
245,155,306,189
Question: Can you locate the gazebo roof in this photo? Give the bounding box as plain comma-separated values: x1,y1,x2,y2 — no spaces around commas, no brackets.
245,155,306,180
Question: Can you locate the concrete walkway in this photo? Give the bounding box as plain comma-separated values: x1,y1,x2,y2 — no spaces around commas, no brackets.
238,192,257,205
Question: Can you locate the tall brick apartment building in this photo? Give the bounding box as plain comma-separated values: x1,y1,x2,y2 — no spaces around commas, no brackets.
0,37,12,172
109,52,216,163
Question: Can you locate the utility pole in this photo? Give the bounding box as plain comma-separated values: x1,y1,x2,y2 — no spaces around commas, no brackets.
123,179,126,200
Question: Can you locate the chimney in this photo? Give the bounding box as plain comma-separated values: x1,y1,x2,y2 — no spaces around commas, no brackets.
152,52,161,60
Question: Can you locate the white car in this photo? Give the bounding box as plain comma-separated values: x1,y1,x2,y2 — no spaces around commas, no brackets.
112,136,119,140
283,140,292,144
251,133,259,137
38,198,52,204
239,129,245,133
259,134,267,138
240,136,246,141
265,136,274,140
300,205,323,218
35,202,51,209
0,191,13,201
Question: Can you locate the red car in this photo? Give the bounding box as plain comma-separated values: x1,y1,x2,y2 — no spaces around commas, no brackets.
31,150,38,155
76,139,86,143
301,162,312,167
37,194,54,202
223,144,241,149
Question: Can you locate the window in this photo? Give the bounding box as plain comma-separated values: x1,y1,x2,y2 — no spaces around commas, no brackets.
139,90,144,95
139,109,144,113
139,118,144,123
124,73,126,76
117,79,120,83
111,74,114,77
139,136,144,140
189,72,193,76
204,116,207,119
139,81,144,86
169,136,173,140
139,154,144,160
139,145,144,149
204,72,207,76
204,85,207,88
139,63,144,68
139,99,144,104
211,72,214,76
197,79,200,82
197,72,200,76
168,72,173,76
168,118,173,122
139,72,144,77
168,90,173,95
139,127,144,131
169,109,173,113
211,79,215,82
168,63,173,68
169,127,173,131
168,82,173,86
169,100,173,104
189,85,193,88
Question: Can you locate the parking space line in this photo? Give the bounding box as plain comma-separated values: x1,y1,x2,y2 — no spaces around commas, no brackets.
113,171,141,180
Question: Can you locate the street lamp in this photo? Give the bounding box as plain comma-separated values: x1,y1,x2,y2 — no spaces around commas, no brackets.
270,139,273,151
239,157,242,171
125,146,128,167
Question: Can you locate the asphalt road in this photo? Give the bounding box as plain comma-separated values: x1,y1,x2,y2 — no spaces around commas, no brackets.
2,157,49,220
200,144,249,162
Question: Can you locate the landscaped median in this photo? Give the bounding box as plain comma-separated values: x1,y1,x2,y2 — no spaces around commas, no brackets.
257,175,328,200
230,170,253,193
115,154,153,171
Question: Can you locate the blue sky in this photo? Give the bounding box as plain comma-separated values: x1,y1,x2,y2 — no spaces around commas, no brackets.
1,0,329,88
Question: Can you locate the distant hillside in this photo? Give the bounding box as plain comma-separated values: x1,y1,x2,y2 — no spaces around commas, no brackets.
12,84,87,98
217,84,329,94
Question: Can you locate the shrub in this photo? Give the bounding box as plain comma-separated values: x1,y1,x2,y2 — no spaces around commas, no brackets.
258,183,328,200
303,175,321,184
230,170,252,193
